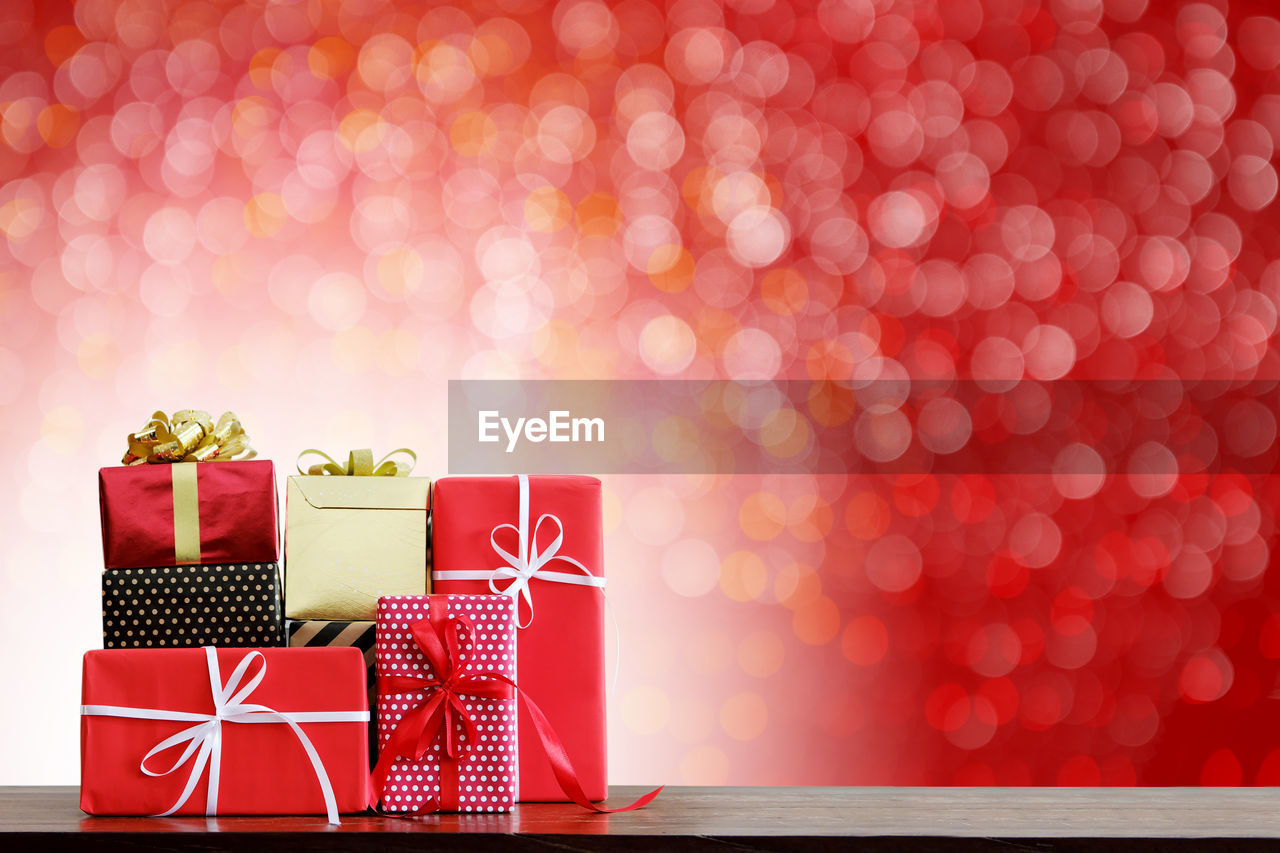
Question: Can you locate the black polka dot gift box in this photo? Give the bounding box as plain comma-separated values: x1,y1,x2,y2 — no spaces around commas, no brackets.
102,563,284,648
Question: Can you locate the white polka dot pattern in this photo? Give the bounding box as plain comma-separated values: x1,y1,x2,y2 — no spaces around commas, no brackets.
375,594,518,813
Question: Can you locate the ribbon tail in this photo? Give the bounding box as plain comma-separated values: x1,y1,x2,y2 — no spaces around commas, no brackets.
413,698,449,761
369,692,448,810
276,716,341,824
516,686,662,813
156,732,216,818
368,740,400,811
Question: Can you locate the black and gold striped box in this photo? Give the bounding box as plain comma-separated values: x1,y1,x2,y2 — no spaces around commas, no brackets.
102,563,284,648
287,619,378,762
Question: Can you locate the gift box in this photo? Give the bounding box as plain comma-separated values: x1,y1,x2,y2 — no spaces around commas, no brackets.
99,460,279,570
372,594,518,813
287,619,377,763
283,474,431,621
431,475,607,802
80,646,370,820
103,563,284,648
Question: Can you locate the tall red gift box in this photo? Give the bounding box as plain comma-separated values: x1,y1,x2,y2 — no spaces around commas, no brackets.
99,460,279,570
373,594,519,812
431,475,607,802
80,646,370,819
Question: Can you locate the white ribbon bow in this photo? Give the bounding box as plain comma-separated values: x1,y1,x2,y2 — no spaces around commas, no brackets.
434,474,607,630
81,647,368,824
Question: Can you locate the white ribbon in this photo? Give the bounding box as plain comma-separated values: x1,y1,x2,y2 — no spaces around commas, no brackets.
432,474,607,630
81,647,368,824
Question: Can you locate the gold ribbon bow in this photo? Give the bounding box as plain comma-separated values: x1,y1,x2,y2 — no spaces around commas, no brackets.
296,448,416,477
122,411,255,465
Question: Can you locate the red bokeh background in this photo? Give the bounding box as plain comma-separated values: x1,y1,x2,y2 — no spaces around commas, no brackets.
3,0,1280,785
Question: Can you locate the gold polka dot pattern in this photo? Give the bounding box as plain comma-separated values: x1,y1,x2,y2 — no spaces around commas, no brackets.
101,563,284,649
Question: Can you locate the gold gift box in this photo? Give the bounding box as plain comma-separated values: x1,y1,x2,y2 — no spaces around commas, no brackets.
284,475,431,620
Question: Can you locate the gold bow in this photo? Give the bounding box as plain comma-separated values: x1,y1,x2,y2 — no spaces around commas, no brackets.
122,410,256,465
296,448,416,477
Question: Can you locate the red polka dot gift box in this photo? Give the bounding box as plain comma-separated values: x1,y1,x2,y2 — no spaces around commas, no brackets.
371,594,518,813
430,475,607,803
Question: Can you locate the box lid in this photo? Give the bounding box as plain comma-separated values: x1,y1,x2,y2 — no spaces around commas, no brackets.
290,475,431,510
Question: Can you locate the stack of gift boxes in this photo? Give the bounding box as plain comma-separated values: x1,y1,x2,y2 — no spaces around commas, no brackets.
98,412,284,650
81,413,635,821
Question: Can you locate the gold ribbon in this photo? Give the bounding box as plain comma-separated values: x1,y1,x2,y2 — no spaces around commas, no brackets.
296,448,416,477
171,463,201,564
122,410,255,465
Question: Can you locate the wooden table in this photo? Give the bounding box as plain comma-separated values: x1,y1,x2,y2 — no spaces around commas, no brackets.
4,786,1280,850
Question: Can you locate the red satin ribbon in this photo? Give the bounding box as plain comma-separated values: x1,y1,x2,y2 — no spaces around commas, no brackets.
370,598,663,814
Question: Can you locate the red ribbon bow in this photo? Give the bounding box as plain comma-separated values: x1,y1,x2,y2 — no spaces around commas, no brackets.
370,598,661,814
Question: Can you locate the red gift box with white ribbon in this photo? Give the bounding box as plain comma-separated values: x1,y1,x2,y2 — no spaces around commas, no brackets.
430,475,608,802
80,646,370,822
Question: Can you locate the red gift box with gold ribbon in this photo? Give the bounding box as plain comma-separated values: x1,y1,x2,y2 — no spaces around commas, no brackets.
99,460,279,570
430,475,607,803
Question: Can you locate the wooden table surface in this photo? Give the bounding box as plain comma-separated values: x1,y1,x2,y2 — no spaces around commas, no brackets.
5,786,1280,850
